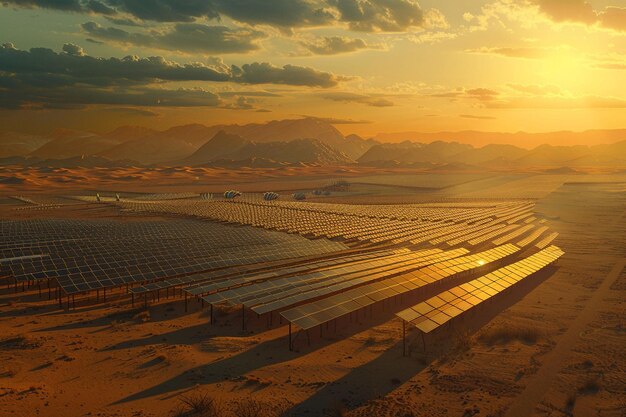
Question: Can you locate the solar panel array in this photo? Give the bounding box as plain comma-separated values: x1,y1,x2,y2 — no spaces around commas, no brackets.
536,232,559,249
397,245,564,333
79,196,539,247
201,248,459,317
0,219,347,295
280,244,519,331
131,247,405,296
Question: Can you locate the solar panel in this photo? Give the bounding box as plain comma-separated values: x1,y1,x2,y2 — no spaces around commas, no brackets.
0,218,348,295
398,245,564,333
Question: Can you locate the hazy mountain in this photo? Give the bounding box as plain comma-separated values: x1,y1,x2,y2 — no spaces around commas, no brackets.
513,144,591,167
98,124,219,164
182,131,249,166
32,135,120,160
217,118,372,159
0,132,51,157
30,155,139,168
449,144,527,164
375,129,626,148
226,138,353,165
359,139,626,169
189,134,353,166
358,141,472,164
93,118,370,164
2,120,624,168
102,126,157,142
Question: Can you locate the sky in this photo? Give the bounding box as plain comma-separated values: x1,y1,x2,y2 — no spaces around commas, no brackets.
1,0,626,141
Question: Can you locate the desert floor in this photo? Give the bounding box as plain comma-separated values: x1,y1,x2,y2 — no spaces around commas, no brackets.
0,169,624,417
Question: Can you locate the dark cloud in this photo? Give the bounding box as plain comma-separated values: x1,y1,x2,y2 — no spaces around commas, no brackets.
82,21,265,54
103,0,217,22
300,36,373,55
210,0,334,28
320,92,394,107
85,0,115,14
104,16,142,26
101,106,159,116
4,0,437,32
532,1,626,32
233,63,345,88
62,42,86,56
3,0,117,14
0,79,223,109
3,0,84,12
598,7,626,32
465,88,499,101
0,43,345,109
330,0,425,32
0,43,231,87
533,0,596,24
222,96,255,110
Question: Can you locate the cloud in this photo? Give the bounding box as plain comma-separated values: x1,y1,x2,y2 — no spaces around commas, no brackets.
532,0,596,24
408,31,456,44
320,92,394,107
299,115,372,124
430,83,626,109
3,0,116,14
82,21,266,54
221,96,255,110
233,63,346,88
595,62,626,70
4,0,446,32
0,43,348,109
460,114,496,120
0,43,230,87
598,7,626,32
299,36,378,55
530,1,626,32
0,82,223,109
62,42,86,56
0,43,344,87
466,46,547,59
101,106,159,116
331,0,426,32
465,88,499,102
209,0,334,29
104,16,143,26
93,0,216,22
506,84,562,95
484,96,626,109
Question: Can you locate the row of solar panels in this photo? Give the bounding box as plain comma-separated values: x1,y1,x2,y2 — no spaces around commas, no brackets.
110,199,536,246
279,244,520,331
201,249,456,316
397,245,564,333
129,247,406,295
3,237,342,284
0,219,348,294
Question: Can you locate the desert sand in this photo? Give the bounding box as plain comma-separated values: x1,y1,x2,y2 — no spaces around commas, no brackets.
1,169,625,417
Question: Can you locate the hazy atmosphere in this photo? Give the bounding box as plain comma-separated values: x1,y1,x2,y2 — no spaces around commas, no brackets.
1,0,626,144
1,2,625,417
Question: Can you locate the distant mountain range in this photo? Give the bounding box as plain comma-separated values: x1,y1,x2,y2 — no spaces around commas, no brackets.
1,118,625,169
359,140,626,168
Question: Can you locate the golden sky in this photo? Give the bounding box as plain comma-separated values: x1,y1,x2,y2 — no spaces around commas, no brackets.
0,0,625,141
